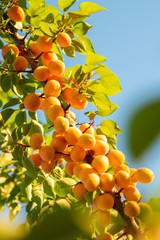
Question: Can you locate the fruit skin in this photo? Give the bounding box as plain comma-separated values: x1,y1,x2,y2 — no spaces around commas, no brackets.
92,140,109,156
8,5,25,22
62,88,77,103
79,123,94,135
29,133,44,150
135,168,154,184
73,182,87,200
95,135,107,142
70,93,87,110
114,164,130,175
124,201,140,217
79,168,97,183
115,170,131,188
41,51,58,67
97,232,113,240
123,185,141,202
73,163,92,178
52,135,68,152
78,133,96,149
70,145,86,162
107,149,125,167
41,160,55,173
48,60,65,76
47,105,64,122
2,44,19,58
56,32,72,47
100,173,115,191
37,36,52,52
30,42,42,57
44,80,61,98
65,127,82,145
96,211,111,227
34,66,50,82
42,97,61,114
39,145,55,162
97,193,114,211
84,173,100,192
24,93,41,112
65,162,77,176
30,152,42,167
54,116,69,133
13,56,28,71
91,155,109,174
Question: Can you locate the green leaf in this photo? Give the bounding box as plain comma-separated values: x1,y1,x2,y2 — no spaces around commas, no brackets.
0,39,4,49
58,0,77,12
73,22,92,37
22,158,38,178
85,111,96,121
97,101,119,117
4,49,16,64
72,38,86,52
55,199,71,211
2,98,20,110
43,177,56,200
79,2,107,15
18,0,27,9
1,108,15,124
22,122,33,136
54,178,76,197
1,75,12,92
28,0,45,7
100,119,123,136
62,45,75,58
78,36,95,54
93,92,111,110
9,203,22,221
15,111,27,126
0,153,12,167
68,11,89,20
86,53,107,65
32,184,43,207
29,120,44,136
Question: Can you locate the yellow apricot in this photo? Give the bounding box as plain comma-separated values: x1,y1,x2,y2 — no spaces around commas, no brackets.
95,135,107,142
44,80,61,98
92,195,100,211
36,93,45,110
130,168,138,183
48,74,66,86
97,193,114,211
52,135,68,152
96,211,111,227
2,44,19,58
48,60,65,76
70,145,86,162
62,88,77,103
107,149,125,167
84,173,100,192
41,51,58,67
42,97,61,114
92,140,109,156
13,56,28,71
62,147,72,162
37,36,52,52
114,164,130,175
30,152,42,167
24,93,41,112
30,41,42,57
41,160,55,173
8,5,25,22
123,185,141,202
56,32,71,48
78,133,96,149
54,116,69,133
39,145,55,161
79,123,94,135
73,162,92,178
47,105,64,122
29,133,44,150
91,155,109,174
79,168,97,183
124,201,140,217
115,170,131,188
65,127,82,145
97,233,113,240
73,182,87,200
65,162,77,176
135,168,154,184
70,93,87,110
100,173,115,192
34,66,50,82
68,110,76,121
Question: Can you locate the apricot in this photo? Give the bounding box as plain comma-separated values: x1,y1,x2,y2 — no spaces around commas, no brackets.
13,56,28,71
73,182,87,200
114,164,130,175
70,93,88,110
53,152,62,161
79,123,94,135
29,133,44,150
39,145,55,161
30,42,41,57
65,162,77,176
37,36,52,52
124,201,140,217
97,233,113,240
56,32,71,48
97,193,114,211
2,44,19,58
62,88,77,103
65,127,82,145
92,140,109,156
36,93,45,110
123,185,141,202
54,116,69,133
73,162,92,178
79,168,97,183
92,195,100,211
91,155,109,174
47,105,64,122
41,51,58,67
78,133,96,150
62,147,72,162
107,149,125,167
48,60,65,76
100,173,115,192
30,152,42,167
44,80,61,98
95,135,107,143
70,145,86,162
52,135,68,152
41,160,55,173
34,66,50,82
48,74,66,87
42,97,61,114
84,173,100,192
24,93,41,112
68,110,76,121
135,168,154,184
57,158,65,165
115,170,130,188
130,168,138,183
96,211,111,227
8,5,25,22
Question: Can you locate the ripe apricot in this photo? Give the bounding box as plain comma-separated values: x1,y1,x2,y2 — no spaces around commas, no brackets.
78,133,96,149
53,152,62,161
124,201,140,217
62,147,72,162
2,44,19,58
65,162,77,176
79,168,97,183
30,152,42,167
68,110,76,121
84,173,100,192
36,93,45,110
41,51,58,67
95,135,107,143
39,145,55,161
44,80,61,98
52,135,68,152
8,5,25,22
100,173,115,192
37,36,52,52
56,32,71,48
30,41,42,57
65,127,82,145
70,93,87,110
62,88,77,103
96,211,111,227
29,133,44,150
24,93,41,112
13,56,28,71
97,233,113,240
123,185,141,202
97,193,114,211
34,66,50,82
41,160,55,173
115,170,130,188
107,149,125,167
47,105,64,122
135,168,154,184
91,155,109,174
48,60,65,76
70,145,86,162
57,158,64,165
42,97,60,114
54,116,69,133
114,164,130,175
73,182,87,200
73,162,92,178
92,195,100,211
79,123,94,135
92,140,109,156
130,168,138,183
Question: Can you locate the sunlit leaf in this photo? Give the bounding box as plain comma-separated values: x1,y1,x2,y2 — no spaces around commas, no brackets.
58,0,77,12
79,2,107,15
100,119,123,136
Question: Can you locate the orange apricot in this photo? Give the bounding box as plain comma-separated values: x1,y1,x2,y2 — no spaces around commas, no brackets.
65,127,82,145
24,93,41,112
41,160,55,173
41,51,58,67
57,158,65,165
124,201,140,218
2,44,19,58
92,140,109,156
91,155,109,174
13,56,28,71
62,88,77,103
97,232,113,240
29,133,44,150
39,145,55,161
73,182,87,200
70,93,87,110
79,168,97,183
54,116,69,133
96,211,111,227
73,162,92,178
48,60,65,76
44,80,61,98
34,66,50,82
70,145,86,162
123,185,141,202
62,147,72,162
107,149,125,167
95,135,107,143
100,173,115,192
92,195,100,211
42,97,61,114
79,123,94,135
30,152,42,167
115,170,131,188
135,168,154,184
37,36,52,52
130,168,138,183
56,32,71,48
52,135,68,152
114,164,130,175
47,105,64,122
53,152,62,161
65,162,77,176
84,173,100,192
78,133,96,149
8,5,25,22
30,41,42,57
97,193,114,211
36,93,45,110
